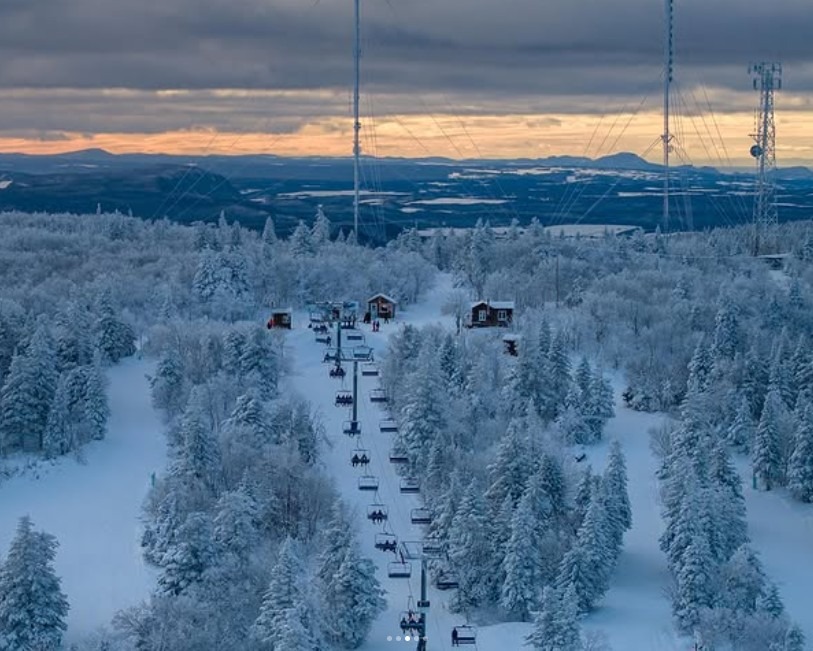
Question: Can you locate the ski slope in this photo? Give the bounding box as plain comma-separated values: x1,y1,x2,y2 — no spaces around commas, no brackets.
0,357,165,643
285,274,681,651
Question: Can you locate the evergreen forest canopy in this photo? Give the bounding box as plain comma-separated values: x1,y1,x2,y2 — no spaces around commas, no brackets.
0,210,810,649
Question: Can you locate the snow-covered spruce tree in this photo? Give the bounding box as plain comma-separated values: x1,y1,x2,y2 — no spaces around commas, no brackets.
0,516,69,651
727,394,755,451
602,441,632,549
753,388,784,491
213,483,260,562
42,373,76,458
485,417,533,512
712,295,742,361
170,387,222,496
500,490,542,620
448,480,498,611
311,206,331,247
673,531,715,632
0,323,57,453
158,511,216,596
525,583,580,651
321,543,386,649
95,290,136,363
251,537,317,649
82,362,109,441
787,402,813,502
150,347,186,417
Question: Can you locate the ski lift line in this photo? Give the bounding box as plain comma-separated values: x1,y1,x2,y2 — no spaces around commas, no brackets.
569,136,661,227
552,92,652,229
158,112,283,222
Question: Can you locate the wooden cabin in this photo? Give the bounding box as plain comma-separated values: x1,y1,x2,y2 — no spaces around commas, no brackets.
367,293,397,321
267,307,292,329
467,300,514,328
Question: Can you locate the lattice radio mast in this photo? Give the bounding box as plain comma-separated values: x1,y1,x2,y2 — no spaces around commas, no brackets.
353,0,362,237
661,0,674,231
749,62,781,254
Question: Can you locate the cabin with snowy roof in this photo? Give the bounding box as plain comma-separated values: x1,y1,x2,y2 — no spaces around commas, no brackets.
467,300,514,328
367,294,397,320
267,307,292,329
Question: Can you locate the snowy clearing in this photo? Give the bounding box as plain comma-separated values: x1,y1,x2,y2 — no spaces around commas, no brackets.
0,357,165,643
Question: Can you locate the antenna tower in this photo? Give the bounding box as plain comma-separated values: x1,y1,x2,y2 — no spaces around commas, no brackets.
353,0,361,237
749,62,781,254
661,0,674,231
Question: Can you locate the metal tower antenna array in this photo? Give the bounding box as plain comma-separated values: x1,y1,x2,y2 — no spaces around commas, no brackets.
661,0,674,231
749,62,781,252
353,0,361,237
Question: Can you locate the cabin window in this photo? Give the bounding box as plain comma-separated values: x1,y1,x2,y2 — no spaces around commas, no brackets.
478,309,487,322
497,310,507,321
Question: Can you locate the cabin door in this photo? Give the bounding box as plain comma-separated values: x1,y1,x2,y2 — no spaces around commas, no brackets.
370,303,378,319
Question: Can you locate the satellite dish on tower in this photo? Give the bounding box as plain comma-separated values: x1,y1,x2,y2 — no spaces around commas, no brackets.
750,144,763,158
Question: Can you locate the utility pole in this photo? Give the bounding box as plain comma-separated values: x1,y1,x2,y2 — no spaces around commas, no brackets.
353,0,361,237
555,254,560,308
661,0,674,232
749,62,782,255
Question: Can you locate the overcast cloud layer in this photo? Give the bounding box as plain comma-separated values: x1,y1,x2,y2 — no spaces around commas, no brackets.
0,0,811,152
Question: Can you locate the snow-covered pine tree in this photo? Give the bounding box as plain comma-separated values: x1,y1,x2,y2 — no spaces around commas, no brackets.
289,220,314,257
213,484,260,561
150,348,186,415
94,290,136,363
311,206,331,247
83,362,109,441
252,537,315,648
500,490,542,620
485,417,533,511
42,373,76,458
0,323,57,453
171,387,222,495
525,586,559,651
448,481,498,611
674,531,714,632
753,388,784,491
0,517,69,650
157,512,215,596
712,296,742,361
602,441,632,548
787,402,813,502
728,394,755,451
321,543,386,649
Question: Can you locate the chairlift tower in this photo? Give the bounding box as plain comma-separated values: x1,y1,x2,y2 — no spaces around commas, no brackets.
749,62,781,254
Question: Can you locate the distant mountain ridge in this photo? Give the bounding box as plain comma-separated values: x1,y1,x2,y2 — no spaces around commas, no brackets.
0,148,809,178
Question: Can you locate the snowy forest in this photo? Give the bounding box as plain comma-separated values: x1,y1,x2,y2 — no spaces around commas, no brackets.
0,209,811,650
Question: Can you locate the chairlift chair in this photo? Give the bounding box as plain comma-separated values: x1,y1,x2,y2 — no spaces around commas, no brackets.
323,348,340,363
367,504,389,524
342,420,361,437
400,478,420,494
379,419,398,433
329,365,345,379
452,625,477,645
387,561,412,579
421,540,444,558
370,388,388,403
361,363,379,377
346,331,365,343
410,508,431,525
399,611,425,636
358,475,379,491
352,346,374,361
312,322,328,334
374,532,398,553
389,448,409,464
335,390,353,407
435,571,459,591
315,332,330,344
350,448,370,467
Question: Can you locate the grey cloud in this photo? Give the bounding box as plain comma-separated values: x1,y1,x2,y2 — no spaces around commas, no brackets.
0,0,809,134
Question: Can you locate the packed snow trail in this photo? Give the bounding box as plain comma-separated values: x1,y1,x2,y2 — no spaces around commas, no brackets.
736,460,813,644
582,391,683,650
0,357,165,643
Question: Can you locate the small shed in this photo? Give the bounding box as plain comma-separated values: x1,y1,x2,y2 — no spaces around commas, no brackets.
468,300,514,328
502,333,520,356
267,307,292,329
367,294,398,321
